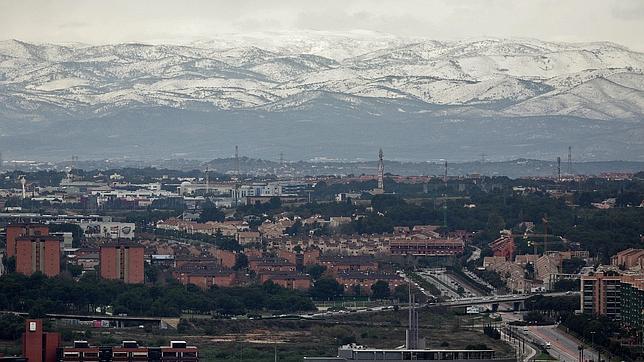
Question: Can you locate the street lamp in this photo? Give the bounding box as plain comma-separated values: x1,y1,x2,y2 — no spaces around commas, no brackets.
590,331,596,362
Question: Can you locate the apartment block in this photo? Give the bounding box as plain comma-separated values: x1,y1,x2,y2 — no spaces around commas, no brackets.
15,236,61,277
22,319,60,362
6,223,49,257
100,244,144,284
620,278,644,330
580,272,642,320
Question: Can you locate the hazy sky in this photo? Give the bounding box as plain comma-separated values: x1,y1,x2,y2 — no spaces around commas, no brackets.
2,0,644,50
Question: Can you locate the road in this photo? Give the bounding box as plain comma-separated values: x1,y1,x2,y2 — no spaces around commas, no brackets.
528,325,599,362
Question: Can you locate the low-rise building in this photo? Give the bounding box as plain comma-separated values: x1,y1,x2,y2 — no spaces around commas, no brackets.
611,249,644,271
389,237,464,256
258,272,311,290
336,271,404,295
489,235,515,261
173,266,236,289
237,231,261,245
319,255,378,276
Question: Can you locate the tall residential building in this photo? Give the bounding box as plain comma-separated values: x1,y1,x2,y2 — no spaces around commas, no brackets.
580,272,642,321
6,224,49,257
22,319,60,362
620,278,644,330
15,236,61,277
100,244,144,284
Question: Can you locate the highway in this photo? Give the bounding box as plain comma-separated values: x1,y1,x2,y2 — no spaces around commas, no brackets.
529,325,599,362
438,291,578,307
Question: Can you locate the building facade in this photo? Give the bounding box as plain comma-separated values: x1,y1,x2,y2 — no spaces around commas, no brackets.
22,319,60,362
6,224,49,257
15,236,61,277
619,278,644,330
580,272,643,320
99,244,145,284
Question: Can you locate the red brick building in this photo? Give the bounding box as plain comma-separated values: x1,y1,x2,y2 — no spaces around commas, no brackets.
489,236,515,261
389,238,464,256
100,244,145,284
213,249,236,269
6,224,49,257
278,250,297,264
318,255,378,276
15,236,61,277
303,249,321,266
258,272,311,290
22,319,60,362
175,257,220,269
173,267,236,289
57,340,198,361
248,256,296,273
336,271,404,295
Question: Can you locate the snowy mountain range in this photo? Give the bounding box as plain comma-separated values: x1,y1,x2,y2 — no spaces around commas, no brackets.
0,32,643,162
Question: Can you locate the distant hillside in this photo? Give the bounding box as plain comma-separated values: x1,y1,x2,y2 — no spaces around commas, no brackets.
0,33,642,161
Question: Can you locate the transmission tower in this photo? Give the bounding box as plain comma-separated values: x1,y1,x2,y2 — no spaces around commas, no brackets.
234,145,240,207
235,145,240,177
377,148,384,191
205,166,210,195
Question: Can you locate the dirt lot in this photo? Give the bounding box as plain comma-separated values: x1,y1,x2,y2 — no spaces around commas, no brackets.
48,308,514,362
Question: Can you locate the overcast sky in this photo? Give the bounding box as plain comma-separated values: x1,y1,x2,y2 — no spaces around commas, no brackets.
2,0,644,50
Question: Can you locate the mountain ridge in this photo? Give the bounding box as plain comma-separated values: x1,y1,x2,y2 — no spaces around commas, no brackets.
0,34,643,161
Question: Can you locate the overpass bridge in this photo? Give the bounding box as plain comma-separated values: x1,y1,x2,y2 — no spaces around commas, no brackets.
0,311,175,328
431,291,579,310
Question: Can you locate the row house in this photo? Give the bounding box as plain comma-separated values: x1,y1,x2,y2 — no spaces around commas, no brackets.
258,272,311,290
248,256,296,273
173,265,236,289
611,248,644,271
336,271,405,295
318,255,379,276
389,237,464,256
489,235,515,260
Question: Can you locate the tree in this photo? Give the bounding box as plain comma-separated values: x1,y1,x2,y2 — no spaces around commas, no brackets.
2,256,16,273
177,319,191,333
393,285,409,303
0,314,25,339
233,253,248,270
309,278,344,300
305,264,327,280
370,281,391,299
198,201,225,223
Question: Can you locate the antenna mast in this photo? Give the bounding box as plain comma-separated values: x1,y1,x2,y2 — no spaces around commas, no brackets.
235,145,240,177
567,146,572,175
205,166,210,195
406,284,419,349
377,148,384,191
234,145,240,207
557,157,561,182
